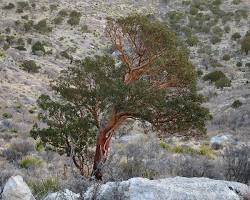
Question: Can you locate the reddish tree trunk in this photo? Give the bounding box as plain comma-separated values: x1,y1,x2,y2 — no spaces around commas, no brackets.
92,129,111,180
92,111,130,180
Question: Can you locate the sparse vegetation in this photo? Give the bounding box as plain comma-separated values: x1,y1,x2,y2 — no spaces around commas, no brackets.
3,3,15,10
34,19,52,33
67,10,82,26
241,34,250,55
20,60,40,73
231,100,242,108
28,177,59,199
203,71,231,88
19,155,43,169
32,41,45,54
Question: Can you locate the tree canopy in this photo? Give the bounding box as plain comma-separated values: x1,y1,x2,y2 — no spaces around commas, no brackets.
31,14,210,180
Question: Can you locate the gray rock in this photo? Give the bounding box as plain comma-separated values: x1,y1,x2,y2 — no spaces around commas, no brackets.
43,189,80,200
84,177,250,200
2,175,35,200
210,135,231,150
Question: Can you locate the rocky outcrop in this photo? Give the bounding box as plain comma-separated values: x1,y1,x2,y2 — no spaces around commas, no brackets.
2,175,35,200
43,189,80,200
84,177,250,200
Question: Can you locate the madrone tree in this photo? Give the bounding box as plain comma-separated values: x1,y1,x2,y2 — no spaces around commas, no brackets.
31,15,210,180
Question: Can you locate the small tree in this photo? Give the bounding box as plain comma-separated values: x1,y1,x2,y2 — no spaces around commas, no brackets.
31,15,209,180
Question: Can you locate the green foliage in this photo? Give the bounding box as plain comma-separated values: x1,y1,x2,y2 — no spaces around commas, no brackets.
19,155,43,169
236,62,242,67
215,77,231,89
32,15,210,175
3,3,15,10
231,100,242,108
28,177,58,199
232,0,241,4
67,10,81,26
20,60,40,73
241,35,250,55
16,1,29,13
186,36,199,46
211,35,221,44
32,41,45,54
222,54,230,61
23,20,34,32
232,32,241,40
160,142,215,158
53,16,64,25
203,71,226,82
2,113,13,118
190,6,199,15
203,71,231,88
58,9,68,17
34,19,52,33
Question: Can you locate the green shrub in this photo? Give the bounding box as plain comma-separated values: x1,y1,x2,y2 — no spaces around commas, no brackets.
211,35,221,44
159,141,171,151
197,69,203,77
212,0,222,6
215,77,231,88
23,20,34,32
203,71,231,88
3,3,15,9
232,0,241,4
212,26,223,37
186,36,199,46
34,19,52,33
245,63,250,68
236,62,242,67
49,4,58,12
67,10,81,26
231,100,242,108
190,6,199,15
28,177,58,199
16,1,29,13
2,113,13,118
20,60,40,73
199,145,215,159
53,16,64,25
19,155,43,168
0,49,5,59
58,9,68,17
32,41,45,54
231,32,241,40
14,46,26,51
222,54,230,61
241,35,250,55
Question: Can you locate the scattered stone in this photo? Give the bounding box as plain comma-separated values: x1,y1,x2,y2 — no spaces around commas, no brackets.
84,177,250,200
43,189,80,200
2,175,35,200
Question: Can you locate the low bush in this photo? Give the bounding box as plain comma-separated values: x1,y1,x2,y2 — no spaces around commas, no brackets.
34,19,52,33
231,32,241,40
58,9,68,17
3,138,35,162
203,71,226,82
232,0,241,4
203,71,231,89
186,36,199,46
28,177,59,199
53,16,64,25
2,113,12,118
20,60,40,73
222,54,230,61
241,35,250,55
223,146,250,184
231,100,242,108
214,77,231,88
3,3,15,9
67,10,81,26
19,155,43,169
32,41,45,54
